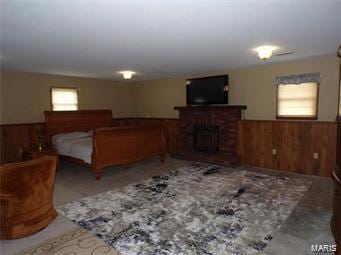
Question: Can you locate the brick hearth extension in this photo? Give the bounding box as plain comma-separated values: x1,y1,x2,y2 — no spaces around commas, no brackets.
172,105,247,166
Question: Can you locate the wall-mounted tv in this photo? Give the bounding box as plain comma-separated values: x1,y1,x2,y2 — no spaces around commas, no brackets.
186,75,229,105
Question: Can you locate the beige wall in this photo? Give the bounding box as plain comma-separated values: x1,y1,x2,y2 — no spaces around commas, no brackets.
229,55,339,121
1,54,339,124
1,72,133,124
131,78,186,118
131,55,339,121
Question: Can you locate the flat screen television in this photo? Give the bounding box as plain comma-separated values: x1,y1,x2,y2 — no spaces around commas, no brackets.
186,75,229,105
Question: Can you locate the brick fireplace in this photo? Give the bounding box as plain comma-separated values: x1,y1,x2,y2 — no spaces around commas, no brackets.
173,105,247,166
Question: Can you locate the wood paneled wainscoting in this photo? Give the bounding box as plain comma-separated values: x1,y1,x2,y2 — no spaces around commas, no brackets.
0,118,179,164
238,120,337,177
1,118,337,178
1,122,46,164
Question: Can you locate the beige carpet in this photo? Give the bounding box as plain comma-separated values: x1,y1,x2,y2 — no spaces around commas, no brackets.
15,227,119,255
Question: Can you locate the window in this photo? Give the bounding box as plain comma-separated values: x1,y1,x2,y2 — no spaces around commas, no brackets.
276,73,320,119
51,87,78,111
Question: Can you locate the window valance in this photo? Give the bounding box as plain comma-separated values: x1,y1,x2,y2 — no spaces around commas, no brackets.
275,72,321,86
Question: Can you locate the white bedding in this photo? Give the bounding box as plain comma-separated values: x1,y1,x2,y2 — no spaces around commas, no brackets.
52,133,93,164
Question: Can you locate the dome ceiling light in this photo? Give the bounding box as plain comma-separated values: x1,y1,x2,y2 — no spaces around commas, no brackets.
255,45,278,61
119,70,136,80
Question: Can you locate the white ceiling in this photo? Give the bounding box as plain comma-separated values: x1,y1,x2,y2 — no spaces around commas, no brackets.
1,0,341,81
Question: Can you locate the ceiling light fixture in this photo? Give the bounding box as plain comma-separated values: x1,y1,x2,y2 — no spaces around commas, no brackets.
119,70,135,80
255,46,277,61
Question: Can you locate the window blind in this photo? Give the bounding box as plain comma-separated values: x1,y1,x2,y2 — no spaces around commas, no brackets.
51,88,78,111
277,82,318,118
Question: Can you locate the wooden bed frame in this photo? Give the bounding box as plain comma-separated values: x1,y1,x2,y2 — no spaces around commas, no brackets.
44,110,166,180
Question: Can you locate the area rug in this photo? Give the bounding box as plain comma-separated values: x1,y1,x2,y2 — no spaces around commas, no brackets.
57,163,311,255
15,226,120,255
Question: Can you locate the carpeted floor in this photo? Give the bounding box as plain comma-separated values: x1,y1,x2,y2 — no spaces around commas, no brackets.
58,163,312,255
1,156,335,255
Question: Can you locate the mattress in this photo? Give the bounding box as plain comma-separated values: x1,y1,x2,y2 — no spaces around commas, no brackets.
52,133,92,164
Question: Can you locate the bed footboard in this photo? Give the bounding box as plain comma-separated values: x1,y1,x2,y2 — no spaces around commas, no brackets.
91,125,166,180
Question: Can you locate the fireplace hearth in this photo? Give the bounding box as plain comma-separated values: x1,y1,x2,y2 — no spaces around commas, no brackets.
193,125,219,152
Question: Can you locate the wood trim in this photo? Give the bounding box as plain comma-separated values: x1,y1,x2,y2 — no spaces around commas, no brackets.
0,122,45,127
0,118,178,127
337,47,341,120
4,118,338,127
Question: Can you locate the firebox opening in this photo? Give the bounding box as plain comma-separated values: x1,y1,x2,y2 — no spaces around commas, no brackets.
193,125,220,153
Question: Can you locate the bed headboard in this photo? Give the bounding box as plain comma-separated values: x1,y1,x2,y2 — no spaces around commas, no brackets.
44,109,113,143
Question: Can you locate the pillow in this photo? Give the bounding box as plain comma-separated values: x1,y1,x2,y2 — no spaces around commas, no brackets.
52,132,89,144
88,129,93,137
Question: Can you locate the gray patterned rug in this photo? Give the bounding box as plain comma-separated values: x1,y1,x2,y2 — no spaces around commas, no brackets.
58,163,311,255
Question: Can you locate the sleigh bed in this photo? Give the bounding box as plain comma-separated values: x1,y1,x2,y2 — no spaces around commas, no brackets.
44,110,166,180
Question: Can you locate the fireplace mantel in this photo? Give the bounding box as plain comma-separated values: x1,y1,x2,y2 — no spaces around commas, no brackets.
174,105,247,111
172,105,247,166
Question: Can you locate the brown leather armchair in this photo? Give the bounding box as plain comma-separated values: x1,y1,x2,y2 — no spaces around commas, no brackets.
0,156,58,239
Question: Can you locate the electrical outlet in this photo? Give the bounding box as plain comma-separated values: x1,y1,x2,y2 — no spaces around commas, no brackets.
313,152,319,159
272,148,277,155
